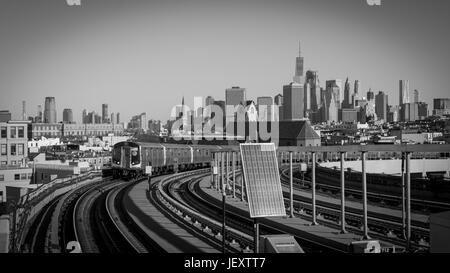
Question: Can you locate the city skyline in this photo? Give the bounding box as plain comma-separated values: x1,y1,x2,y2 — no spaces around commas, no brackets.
1,0,450,123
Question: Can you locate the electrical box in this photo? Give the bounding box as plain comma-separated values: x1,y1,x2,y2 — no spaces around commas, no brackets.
145,166,152,175
350,240,381,253
299,163,307,172
259,234,304,253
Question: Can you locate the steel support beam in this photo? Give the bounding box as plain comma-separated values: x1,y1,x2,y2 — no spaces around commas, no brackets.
289,151,294,218
361,151,370,240
406,152,411,251
232,152,236,198
311,152,318,225
340,152,347,233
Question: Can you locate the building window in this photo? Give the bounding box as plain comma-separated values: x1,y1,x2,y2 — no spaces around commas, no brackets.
14,174,20,180
1,144,6,156
0,175,4,181
11,161,16,165
0,126,6,138
0,161,6,166
10,144,16,156
27,173,33,179
18,127,24,138
10,126,16,138
20,173,27,180
18,144,24,156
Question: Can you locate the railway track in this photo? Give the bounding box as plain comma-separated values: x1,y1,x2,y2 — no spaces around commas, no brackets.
154,169,256,253
160,171,341,253
287,167,450,213
279,169,432,240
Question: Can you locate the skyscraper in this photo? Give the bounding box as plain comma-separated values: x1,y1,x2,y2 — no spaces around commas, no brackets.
63,108,73,124
283,82,304,121
102,104,109,123
257,96,274,121
414,89,419,103
36,105,43,123
325,80,343,108
44,97,56,123
274,94,284,121
225,87,246,129
274,94,283,106
354,80,360,95
22,101,26,121
82,109,87,124
205,96,215,107
305,70,321,112
111,112,115,124
367,89,374,101
375,91,388,122
225,87,246,107
293,42,304,84
116,113,120,124
399,80,410,105
343,78,352,109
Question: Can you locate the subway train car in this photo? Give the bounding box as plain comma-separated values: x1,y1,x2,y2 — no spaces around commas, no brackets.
111,141,222,179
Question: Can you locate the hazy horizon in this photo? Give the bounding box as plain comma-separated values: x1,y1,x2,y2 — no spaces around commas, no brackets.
1,0,449,124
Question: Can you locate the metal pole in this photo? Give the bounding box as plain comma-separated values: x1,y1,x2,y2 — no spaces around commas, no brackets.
222,183,226,254
340,152,347,233
362,151,370,240
289,151,294,218
232,152,236,198
221,152,225,194
254,218,260,253
406,152,411,251
311,152,317,225
240,152,245,202
401,153,406,239
226,152,229,194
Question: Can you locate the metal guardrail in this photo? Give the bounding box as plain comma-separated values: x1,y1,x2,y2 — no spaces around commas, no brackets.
9,170,103,253
157,170,254,252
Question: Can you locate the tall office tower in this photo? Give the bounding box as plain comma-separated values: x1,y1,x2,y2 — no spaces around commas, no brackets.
116,113,120,124
257,96,274,121
414,89,419,103
305,70,321,112
63,108,73,123
354,80,360,95
225,86,246,128
36,105,43,123
140,112,148,131
205,96,215,107
399,80,410,105
225,87,246,107
274,94,283,106
375,91,388,122
293,42,305,84
22,101,26,121
325,80,343,108
44,97,57,123
283,82,304,121
102,104,109,123
95,113,102,124
111,113,115,124
342,78,352,108
82,109,87,124
367,89,374,101
304,81,311,113
274,94,284,121
322,87,339,122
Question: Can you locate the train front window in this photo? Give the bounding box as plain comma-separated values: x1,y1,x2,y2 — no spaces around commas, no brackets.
112,147,121,164
131,147,140,165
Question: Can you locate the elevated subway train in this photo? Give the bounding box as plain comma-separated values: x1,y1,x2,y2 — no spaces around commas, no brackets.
111,141,227,179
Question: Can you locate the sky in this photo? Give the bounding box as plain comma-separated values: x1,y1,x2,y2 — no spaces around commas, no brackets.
0,0,449,124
